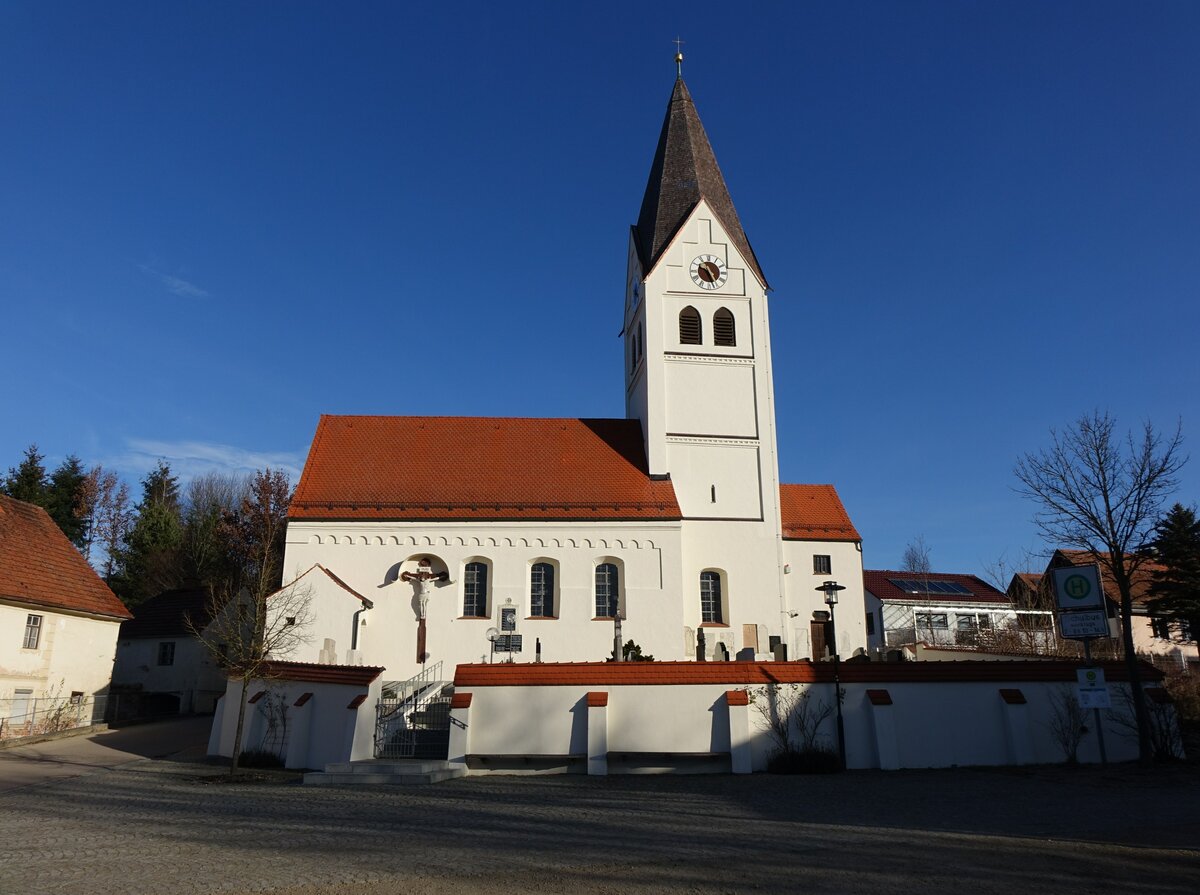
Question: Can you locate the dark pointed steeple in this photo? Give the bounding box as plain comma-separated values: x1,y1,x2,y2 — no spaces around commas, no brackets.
633,78,767,288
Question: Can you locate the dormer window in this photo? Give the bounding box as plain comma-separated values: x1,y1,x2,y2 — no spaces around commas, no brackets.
679,306,702,344
714,308,736,346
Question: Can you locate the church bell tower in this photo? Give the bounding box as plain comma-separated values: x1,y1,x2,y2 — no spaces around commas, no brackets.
624,74,783,529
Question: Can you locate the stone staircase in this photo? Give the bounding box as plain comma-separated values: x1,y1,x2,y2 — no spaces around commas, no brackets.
303,759,465,786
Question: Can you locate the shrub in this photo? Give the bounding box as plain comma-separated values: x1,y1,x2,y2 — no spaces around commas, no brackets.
767,748,840,774
238,749,284,769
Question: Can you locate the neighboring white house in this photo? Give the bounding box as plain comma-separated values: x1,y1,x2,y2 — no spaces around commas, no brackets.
111,587,230,715
0,494,132,737
864,569,1055,656
276,75,869,684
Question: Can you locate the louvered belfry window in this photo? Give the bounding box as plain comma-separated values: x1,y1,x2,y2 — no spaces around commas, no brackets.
679,306,702,344
713,308,736,346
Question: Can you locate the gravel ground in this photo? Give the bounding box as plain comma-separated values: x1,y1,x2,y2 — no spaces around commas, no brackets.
1,757,1197,895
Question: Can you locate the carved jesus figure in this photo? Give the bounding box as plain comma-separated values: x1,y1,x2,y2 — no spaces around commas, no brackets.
400,558,449,664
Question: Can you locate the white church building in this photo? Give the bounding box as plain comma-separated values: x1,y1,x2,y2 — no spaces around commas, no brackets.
278,75,867,681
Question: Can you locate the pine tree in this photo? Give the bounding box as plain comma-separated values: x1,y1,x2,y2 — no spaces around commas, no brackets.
111,460,184,605
45,455,88,548
3,445,48,505
1147,503,1200,648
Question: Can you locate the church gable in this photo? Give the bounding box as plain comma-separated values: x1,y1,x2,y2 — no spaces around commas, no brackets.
290,415,682,522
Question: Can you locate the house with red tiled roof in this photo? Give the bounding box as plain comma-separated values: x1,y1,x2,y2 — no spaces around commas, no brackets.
864,569,1055,657
1043,550,1197,669
0,494,132,737
111,587,228,715
274,75,868,701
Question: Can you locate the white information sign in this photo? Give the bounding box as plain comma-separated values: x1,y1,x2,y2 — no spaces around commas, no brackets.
1077,667,1110,709
1059,609,1111,639
1052,565,1105,611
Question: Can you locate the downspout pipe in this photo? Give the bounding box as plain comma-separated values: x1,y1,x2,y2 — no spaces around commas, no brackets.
351,598,374,650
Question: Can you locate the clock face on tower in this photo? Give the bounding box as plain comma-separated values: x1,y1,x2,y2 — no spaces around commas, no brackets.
689,254,728,290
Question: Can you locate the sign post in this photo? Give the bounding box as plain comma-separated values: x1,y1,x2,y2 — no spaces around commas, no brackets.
1051,564,1111,764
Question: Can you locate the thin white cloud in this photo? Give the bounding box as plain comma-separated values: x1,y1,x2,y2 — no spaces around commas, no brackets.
139,264,209,298
114,438,304,484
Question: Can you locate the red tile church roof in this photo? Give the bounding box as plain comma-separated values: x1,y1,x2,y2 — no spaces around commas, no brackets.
291,416,860,542
779,484,860,541
290,416,682,522
0,494,132,620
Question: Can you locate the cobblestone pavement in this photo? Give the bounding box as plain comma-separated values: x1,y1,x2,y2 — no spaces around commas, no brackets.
1,756,1197,895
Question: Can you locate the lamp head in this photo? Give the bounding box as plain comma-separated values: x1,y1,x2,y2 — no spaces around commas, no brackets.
817,580,845,606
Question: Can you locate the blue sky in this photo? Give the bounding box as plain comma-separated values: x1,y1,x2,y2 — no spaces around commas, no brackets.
2,1,1197,579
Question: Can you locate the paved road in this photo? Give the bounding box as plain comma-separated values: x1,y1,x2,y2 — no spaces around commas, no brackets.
0,721,1197,894
0,716,211,792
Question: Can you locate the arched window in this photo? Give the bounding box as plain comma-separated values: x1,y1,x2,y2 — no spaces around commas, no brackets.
462,561,489,617
595,562,619,618
530,562,555,617
713,308,736,346
679,306,702,344
700,571,723,623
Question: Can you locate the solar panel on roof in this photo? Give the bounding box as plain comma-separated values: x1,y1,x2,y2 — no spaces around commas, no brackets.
887,578,975,596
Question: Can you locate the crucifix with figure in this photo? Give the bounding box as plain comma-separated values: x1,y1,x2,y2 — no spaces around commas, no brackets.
401,557,449,664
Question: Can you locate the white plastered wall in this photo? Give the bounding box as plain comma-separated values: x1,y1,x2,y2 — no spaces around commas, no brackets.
0,601,121,702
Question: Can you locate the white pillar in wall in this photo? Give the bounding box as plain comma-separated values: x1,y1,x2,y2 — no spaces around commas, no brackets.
587,692,609,776
726,690,752,774
448,692,472,771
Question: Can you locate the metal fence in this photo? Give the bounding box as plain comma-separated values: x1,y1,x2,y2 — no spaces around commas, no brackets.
0,695,108,741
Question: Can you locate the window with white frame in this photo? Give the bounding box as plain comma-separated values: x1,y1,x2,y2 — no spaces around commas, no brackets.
595,563,619,618
813,555,831,575
530,562,555,617
22,614,42,650
915,612,948,630
157,641,176,666
463,561,489,617
700,571,723,624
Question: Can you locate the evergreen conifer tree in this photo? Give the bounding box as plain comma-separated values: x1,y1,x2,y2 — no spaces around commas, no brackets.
112,460,184,605
3,444,48,505
45,455,88,548
1148,503,1200,648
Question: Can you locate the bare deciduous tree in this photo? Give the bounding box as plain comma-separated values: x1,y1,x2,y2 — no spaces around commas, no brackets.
1047,685,1088,764
85,467,133,583
188,468,309,776
750,683,835,756
1015,411,1186,765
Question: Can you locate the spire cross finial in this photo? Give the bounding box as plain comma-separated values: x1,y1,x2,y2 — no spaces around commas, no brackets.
673,36,684,77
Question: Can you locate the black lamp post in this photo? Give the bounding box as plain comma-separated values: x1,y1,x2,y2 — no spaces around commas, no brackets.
817,580,847,771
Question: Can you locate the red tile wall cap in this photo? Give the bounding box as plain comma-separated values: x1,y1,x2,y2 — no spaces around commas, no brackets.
347,694,368,709
998,688,1027,705
293,692,313,707
0,495,132,620
725,690,750,707
289,416,681,522
779,484,860,542
247,690,266,704
257,660,384,686
586,691,609,707
866,689,893,706
450,693,473,709
452,659,1163,687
